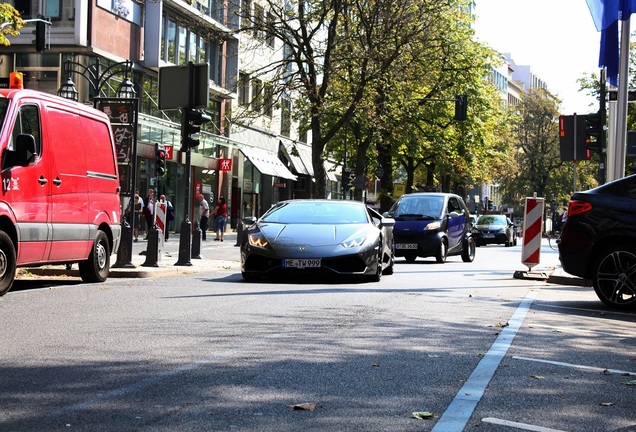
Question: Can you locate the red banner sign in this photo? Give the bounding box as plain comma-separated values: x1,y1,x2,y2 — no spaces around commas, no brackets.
219,158,232,171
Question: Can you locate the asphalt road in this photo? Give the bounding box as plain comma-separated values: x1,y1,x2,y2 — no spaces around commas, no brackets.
1,240,635,431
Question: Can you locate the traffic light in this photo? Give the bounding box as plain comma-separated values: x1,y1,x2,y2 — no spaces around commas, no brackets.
559,114,588,161
342,168,354,191
585,112,601,138
454,95,467,121
155,143,166,176
35,20,46,53
584,111,604,160
181,108,212,150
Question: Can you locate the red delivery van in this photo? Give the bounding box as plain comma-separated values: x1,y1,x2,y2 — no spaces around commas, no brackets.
0,85,121,295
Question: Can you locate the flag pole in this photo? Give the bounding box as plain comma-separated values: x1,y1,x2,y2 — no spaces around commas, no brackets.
612,18,631,181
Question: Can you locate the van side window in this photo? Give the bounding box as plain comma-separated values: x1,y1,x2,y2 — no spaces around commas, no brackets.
11,105,41,156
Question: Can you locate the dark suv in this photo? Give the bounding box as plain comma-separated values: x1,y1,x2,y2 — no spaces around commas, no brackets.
385,193,475,263
558,174,636,309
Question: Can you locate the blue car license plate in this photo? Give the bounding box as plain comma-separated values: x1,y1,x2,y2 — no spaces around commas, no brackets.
284,258,321,268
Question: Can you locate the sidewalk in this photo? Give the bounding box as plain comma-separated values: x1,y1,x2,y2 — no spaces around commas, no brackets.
22,233,589,286
24,230,242,279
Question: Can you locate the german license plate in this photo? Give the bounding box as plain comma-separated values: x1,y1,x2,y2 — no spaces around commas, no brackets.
396,243,417,249
483,233,495,238
284,258,321,268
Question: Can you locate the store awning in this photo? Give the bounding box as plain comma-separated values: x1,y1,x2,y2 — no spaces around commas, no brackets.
240,147,297,181
324,159,340,182
280,139,313,176
231,127,279,153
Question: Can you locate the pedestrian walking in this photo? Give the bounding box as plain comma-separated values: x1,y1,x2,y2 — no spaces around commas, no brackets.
144,188,155,239
212,197,227,242
132,194,143,241
159,194,175,241
197,193,210,241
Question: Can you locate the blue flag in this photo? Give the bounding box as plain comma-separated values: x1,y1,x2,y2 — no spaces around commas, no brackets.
586,0,636,86
586,0,636,30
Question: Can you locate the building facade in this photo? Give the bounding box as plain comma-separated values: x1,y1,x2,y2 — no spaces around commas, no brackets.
0,0,338,234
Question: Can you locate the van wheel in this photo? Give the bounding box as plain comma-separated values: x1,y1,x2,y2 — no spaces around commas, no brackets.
0,231,16,296
79,230,110,283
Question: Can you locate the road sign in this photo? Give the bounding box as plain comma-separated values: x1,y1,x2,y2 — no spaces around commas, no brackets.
158,63,210,110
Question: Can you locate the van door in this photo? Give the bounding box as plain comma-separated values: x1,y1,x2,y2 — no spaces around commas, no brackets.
1,102,52,264
44,105,90,261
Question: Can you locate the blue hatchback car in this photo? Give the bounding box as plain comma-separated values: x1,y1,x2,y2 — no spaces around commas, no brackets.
385,192,475,263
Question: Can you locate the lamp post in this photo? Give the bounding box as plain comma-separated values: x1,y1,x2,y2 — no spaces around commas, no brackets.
57,58,138,267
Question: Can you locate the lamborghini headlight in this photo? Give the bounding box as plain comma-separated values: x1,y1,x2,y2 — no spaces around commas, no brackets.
341,236,367,248
248,233,269,248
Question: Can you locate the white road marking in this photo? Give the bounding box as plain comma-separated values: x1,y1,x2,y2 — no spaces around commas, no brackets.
431,288,539,431
513,355,636,376
481,417,568,432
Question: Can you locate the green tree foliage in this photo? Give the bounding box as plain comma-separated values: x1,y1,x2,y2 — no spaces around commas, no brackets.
322,0,506,210
0,4,23,46
496,88,597,215
238,0,505,203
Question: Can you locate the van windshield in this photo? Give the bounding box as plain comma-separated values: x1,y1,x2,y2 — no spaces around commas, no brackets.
0,99,9,130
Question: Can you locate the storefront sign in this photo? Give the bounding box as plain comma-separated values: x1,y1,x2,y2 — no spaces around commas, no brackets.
219,158,232,171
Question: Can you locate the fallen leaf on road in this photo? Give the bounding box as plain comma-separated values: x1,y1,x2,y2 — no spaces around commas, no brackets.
290,403,318,411
412,411,434,420
493,322,509,328
371,363,380,367
622,380,636,386
531,375,545,380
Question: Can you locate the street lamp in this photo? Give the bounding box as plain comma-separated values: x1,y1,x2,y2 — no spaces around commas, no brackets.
57,58,134,107
57,75,78,101
116,77,136,99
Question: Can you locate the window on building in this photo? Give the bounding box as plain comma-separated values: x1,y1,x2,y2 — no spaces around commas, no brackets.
197,36,207,64
238,73,250,106
178,27,187,63
188,31,197,63
251,78,263,112
266,12,275,48
167,19,177,63
13,0,31,17
45,0,61,19
281,98,291,137
241,0,252,29
253,4,264,39
263,83,273,117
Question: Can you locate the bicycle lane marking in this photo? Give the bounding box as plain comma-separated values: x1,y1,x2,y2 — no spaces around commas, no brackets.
432,287,539,432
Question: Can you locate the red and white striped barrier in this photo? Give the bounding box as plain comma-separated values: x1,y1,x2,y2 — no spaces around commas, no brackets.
154,202,167,238
521,196,544,270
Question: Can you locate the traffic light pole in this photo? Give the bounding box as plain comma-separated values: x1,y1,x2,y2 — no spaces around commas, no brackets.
175,63,196,266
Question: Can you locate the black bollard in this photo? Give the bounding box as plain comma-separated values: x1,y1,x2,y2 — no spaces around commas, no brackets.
175,218,193,266
234,219,243,247
191,220,202,259
142,228,162,267
113,219,135,267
